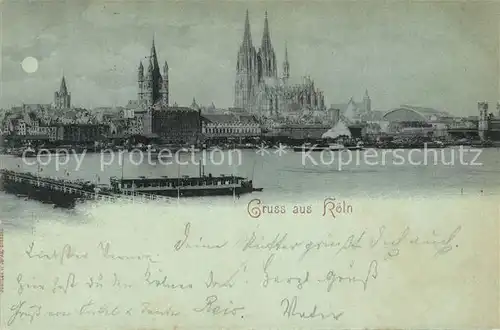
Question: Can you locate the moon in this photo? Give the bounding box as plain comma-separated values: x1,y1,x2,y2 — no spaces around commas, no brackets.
21,56,39,73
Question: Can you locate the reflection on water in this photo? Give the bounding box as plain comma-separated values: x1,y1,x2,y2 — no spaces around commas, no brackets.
1,148,499,230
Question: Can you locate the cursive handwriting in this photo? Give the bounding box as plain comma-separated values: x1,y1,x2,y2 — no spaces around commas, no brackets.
174,222,228,251
300,237,341,260
25,242,88,265
262,254,309,289
410,226,462,255
192,295,245,316
382,226,409,259
205,262,247,289
47,310,72,317
16,273,45,295
86,273,104,289
141,302,180,316
281,296,344,320
335,232,366,256
52,272,78,294
98,241,158,263
112,272,133,289
79,299,126,316
242,232,303,252
320,260,379,292
7,300,42,326
12,223,466,326
144,264,193,289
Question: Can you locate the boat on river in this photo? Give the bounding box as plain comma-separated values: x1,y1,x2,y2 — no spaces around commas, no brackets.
293,143,346,152
109,174,262,197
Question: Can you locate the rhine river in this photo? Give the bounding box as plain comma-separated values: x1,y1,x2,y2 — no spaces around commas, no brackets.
1,147,499,231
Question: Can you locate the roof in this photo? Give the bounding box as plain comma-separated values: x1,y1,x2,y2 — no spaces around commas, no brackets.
11,118,23,126
26,112,38,121
227,107,246,113
202,114,236,123
383,105,450,122
157,106,196,112
23,104,51,112
125,100,147,110
400,105,450,116
237,114,259,124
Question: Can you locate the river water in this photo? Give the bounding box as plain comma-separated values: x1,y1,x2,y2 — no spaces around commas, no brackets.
1,147,499,231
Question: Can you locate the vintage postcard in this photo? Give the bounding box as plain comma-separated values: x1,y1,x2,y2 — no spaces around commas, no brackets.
0,0,499,329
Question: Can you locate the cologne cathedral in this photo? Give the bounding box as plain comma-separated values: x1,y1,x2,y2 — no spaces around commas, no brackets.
234,11,326,116
137,38,169,107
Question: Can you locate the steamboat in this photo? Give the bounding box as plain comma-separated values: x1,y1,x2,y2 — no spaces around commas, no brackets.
109,173,262,197
293,142,364,152
293,143,346,152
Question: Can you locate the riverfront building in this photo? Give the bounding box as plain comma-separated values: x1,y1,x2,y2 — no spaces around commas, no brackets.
381,105,452,137
151,106,202,145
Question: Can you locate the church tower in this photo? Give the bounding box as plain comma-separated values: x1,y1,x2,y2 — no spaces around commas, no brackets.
144,58,154,105
234,10,259,110
161,60,169,106
363,89,371,112
149,37,162,105
138,61,144,101
282,42,290,82
257,11,277,81
54,76,71,109
138,37,168,107
478,101,489,141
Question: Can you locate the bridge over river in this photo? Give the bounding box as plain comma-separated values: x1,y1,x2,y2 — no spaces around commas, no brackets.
0,169,171,207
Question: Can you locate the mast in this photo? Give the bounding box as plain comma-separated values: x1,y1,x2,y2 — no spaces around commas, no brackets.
251,156,256,180
120,152,124,180
232,155,236,202
36,157,40,187
177,161,180,201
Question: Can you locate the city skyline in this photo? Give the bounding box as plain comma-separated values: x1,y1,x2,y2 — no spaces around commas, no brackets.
1,1,499,116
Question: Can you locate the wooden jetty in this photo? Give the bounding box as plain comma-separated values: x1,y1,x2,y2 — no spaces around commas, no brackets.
0,169,170,208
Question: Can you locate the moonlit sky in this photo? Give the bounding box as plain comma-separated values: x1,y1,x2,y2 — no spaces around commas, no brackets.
1,0,499,116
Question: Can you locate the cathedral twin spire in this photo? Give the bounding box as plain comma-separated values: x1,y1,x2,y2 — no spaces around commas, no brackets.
235,10,291,109
260,11,271,51
257,10,277,79
235,10,293,108
242,10,253,48
236,10,283,79
282,42,290,81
